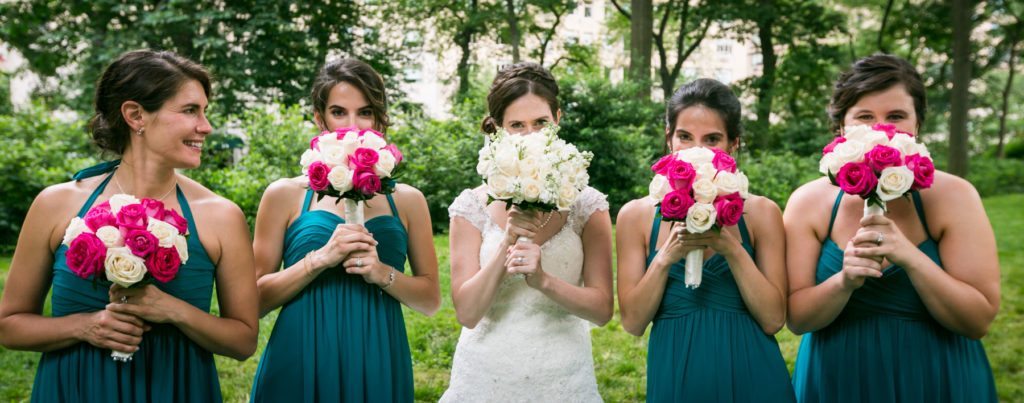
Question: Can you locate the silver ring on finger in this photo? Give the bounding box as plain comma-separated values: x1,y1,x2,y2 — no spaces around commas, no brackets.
876,232,884,245
356,258,364,267
120,295,128,304
515,256,525,264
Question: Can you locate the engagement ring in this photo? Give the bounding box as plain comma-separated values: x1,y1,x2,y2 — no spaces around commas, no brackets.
356,258,364,267
876,233,885,245
120,296,128,304
515,256,525,264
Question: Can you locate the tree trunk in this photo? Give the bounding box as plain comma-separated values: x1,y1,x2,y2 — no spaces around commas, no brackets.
877,0,895,53
997,29,1018,159
505,0,521,63
455,0,480,100
630,0,653,98
949,0,972,177
754,0,777,139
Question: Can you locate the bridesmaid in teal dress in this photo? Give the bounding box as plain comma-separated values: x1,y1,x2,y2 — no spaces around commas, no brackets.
0,50,259,402
249,58,440,402
616,79,795,402
785,54,999,402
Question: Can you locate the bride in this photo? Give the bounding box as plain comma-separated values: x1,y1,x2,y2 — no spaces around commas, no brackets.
441,62,613,402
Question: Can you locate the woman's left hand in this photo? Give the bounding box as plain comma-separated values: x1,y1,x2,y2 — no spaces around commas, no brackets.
107,284,186,325
677,226,743,258
852,214,915,267
505,241,547,289
342,247,393,287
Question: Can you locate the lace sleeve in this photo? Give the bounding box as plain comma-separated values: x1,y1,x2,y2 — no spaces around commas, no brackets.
448,189,489,232
570,187,610,235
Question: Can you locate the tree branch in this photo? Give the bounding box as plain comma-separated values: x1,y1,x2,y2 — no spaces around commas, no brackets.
610,0,631,19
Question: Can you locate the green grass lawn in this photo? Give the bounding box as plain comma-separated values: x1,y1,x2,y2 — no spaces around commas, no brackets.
1,194,1022,402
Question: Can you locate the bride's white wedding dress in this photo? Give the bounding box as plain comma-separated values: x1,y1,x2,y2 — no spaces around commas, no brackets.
441,187,609,403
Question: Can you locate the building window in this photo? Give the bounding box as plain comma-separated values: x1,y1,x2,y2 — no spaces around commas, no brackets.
717,43,732,54
585,6,591,17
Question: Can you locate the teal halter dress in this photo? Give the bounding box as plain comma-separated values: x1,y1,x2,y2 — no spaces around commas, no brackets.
644,209,796,402
250,189,414,402
791,191,997,402
32,161,222,402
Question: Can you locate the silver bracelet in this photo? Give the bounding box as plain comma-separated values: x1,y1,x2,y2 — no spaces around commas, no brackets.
380,269,396,290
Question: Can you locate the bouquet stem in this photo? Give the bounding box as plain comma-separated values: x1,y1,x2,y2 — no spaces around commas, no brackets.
863,200,886,218
111,350,134,362
343,199,365,225
684,249,703,289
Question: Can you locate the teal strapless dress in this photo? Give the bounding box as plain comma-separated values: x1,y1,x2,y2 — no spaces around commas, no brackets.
250,189,413,402
791,191,997,402
32,161,222,402
644,209,796,402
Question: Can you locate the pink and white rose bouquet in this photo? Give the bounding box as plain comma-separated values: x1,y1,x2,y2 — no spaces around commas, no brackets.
62,194,188,361
300,127,404,224
819,123,934,217
647,147,750,289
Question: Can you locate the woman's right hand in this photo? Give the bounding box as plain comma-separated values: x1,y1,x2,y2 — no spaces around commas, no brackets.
653,222,704,266
839,240,884,290
503,207,543,245
80,309,146,353
313,223,379,270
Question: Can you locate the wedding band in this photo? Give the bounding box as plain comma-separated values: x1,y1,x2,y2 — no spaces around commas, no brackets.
515,256,524,264
876,233,884,245
356,258,364,267
120,296,128,304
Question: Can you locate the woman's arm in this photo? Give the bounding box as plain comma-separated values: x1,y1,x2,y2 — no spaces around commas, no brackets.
615,200,674,336
512,209,613,325
0,185,146,353
725,197,787,334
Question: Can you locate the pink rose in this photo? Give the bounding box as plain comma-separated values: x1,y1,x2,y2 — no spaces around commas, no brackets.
349,147,380,169
141,199,166,219
714,193,744,227
352,168,382,196
666,159,697,191
865,145,902,173
146,246,181,283
383,144,404,165
711,149,738,173
308,161,331,192
162,209,188,235
822,136,846,155
905,154,935,190
651,154,675,175
335,127,359,139
116,204,148,230
836,162,878,198
872,123,897,139
310,135,321,151
660,189,695,221
65,233,107,279
124,229,159,257
84,207,117,232
93,201,112,212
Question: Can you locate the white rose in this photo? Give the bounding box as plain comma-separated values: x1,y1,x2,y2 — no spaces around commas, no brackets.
109,194,140,215
300,149,321,171
476,158,494,177
695,162,718,182
832,140,866,165
714,171,742,195
686,202,717,234
519,157,541,179
819,153,838,175
487,173,515,200
173,235,189,263
62,217,91,246
494,148,520,176
328,165,353,193
147,219,178,248
876,166,914,201
374,149,396,178
520,178,544,201
339,131,361,155
557,182,578,210
104,247,147,287
841,125,873,142
844,125,887,148
319,132,341,147
94,225,123,248
648,174,672,201
736,171,750,199
676,147,715,165
692,178,718,203
319,143,348,167
360,132,387,150
887,133,917,156
522,134,547,156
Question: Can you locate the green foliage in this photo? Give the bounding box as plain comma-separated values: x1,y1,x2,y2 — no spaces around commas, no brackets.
186,105,312,229
0,106,98,251
558,75,663,218
0,72,11,115
965,157,1024,197
739,151,821,207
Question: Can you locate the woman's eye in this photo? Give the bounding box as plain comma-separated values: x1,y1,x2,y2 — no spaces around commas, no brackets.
511,122,524,129
359,109,373,117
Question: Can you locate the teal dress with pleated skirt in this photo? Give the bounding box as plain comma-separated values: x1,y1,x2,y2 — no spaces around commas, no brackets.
250,189,413,402
791,191,997,402
645,209,795,402
32,161,222,402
